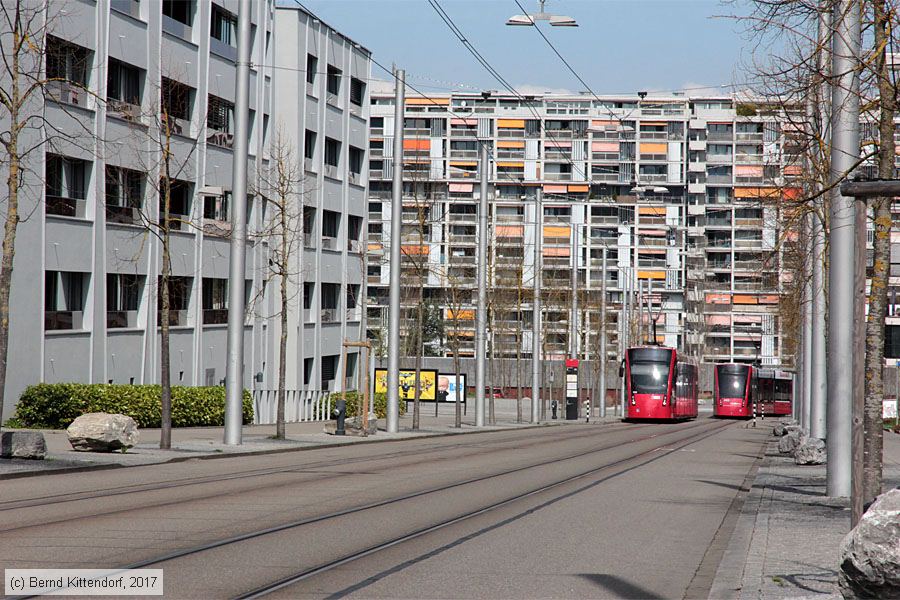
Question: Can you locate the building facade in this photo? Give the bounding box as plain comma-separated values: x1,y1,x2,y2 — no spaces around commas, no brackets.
0,0,369,419
365,91,795,367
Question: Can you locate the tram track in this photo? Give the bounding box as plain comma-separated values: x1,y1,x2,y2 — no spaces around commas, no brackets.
85,419,734,595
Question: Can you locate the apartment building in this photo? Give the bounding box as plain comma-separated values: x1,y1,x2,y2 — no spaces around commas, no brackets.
365,91,793,367
0,0,369,419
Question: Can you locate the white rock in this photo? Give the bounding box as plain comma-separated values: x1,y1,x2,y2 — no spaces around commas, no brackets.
840,488,900,598
778,429,806,454
66,413,139,452
1,431,47,459
794,437,826,465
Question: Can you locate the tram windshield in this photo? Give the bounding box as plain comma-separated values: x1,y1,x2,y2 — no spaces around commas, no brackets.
717,367,749,398
628,348,672,394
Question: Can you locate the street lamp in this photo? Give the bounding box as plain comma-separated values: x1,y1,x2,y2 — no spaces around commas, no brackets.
506,0,578,27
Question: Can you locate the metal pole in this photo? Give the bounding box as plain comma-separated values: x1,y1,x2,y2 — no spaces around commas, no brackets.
223,0,252,445
475,141,489,427
599,247,607,418
810,4,829,441
386,68,405,434
802,214,813,430
827,0,859,498
570,220,578,358
531,188,543,423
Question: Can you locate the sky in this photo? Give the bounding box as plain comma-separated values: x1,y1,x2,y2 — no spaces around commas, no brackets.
298,0,755,97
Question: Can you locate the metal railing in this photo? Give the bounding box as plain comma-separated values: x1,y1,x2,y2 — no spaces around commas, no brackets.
252,389,333,424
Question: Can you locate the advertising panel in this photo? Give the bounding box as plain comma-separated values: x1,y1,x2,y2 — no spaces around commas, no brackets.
374,368,438,401
437,374,467,403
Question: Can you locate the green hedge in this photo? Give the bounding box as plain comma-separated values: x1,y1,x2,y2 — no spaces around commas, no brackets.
327,391,405,419
16,384,253,429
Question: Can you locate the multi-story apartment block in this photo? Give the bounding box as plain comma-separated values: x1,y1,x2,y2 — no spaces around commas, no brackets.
365,91,794,367
0,0,369,419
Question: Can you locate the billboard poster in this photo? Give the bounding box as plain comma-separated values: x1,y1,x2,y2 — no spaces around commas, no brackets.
374,368,438,401
437,374,467,403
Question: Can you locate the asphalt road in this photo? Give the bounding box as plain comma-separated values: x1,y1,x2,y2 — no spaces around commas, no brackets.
1,417,769,599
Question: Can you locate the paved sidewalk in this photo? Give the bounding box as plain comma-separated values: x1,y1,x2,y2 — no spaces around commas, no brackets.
709,428,900,599
0,402,617,478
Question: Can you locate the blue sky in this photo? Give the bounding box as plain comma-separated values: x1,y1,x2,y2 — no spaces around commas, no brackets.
299,0,752,96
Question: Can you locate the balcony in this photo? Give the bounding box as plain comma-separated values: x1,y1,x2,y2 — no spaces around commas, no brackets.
735,132,765,142
346,308,362,322
45,310,84,331
544,172,573,181
203,308,229,325
734,154,764,164
321,236,339,251
107,99,142,123
158,310,187,327
106,205,141,226
707,131,734,142
321,308,338,323
348,239,362,253
207,130,234,149
202,219,232,237
162,114,190,137
46,80,88,109
107,310,138,329
46,195,86,219
706,154,733,164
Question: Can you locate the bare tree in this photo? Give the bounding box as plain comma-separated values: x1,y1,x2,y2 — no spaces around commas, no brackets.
0,0,97,426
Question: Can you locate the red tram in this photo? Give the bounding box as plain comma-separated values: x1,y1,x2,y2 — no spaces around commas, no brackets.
624,346,698,421
714,364,794,419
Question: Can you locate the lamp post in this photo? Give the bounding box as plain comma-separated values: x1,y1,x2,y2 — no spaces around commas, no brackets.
506,0,578,27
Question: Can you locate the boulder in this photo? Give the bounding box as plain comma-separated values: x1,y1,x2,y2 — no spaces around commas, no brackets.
778,429,806,454
794,437,826,465
840,488,900,599
773,423,789,437
0,431,47,459
66,413,139,452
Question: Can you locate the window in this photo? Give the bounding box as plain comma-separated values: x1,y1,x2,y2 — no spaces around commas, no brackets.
306,54,317,85
322,210,340,238
45,271,88,330
210,4,237,46
46,154,88,217
346,284,360,309
203,191,230,221
321,283,339,310
348,215,362,241
350,77,365,106
46,36,90,86
162,0,193,26
303,357,313,385
107,274,143,328
158,276,191,326
161,77,193,125
107,59,142,107
327,65,341,96
304,130,316,161
303,282,314,310
105,166,143,224
325,137,340,168
159,178,192,228
207,95,234,133
349,146,364,175
303,207,316,246
202,278,228,324
321,355,338,383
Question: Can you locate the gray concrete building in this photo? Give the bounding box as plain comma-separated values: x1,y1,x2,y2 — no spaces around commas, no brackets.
0,0,369,421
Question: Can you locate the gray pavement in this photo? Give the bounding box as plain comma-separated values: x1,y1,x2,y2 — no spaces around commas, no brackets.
1,400,625,478
709,427,900,599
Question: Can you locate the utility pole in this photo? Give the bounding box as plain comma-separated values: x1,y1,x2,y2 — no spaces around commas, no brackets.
599,246,607,418
475,141,489,427
569,221,578,359
532,188,543,423
827,0,859,498
386,68,405,434
224,0,252,446
810,1,830,441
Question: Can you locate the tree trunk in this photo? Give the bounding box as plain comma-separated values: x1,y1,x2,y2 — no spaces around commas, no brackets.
412,298,423,430
454,353,462,428
276,217,288,439
159,174,172,450
863,0,893,506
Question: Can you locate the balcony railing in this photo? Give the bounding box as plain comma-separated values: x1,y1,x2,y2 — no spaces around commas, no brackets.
46,195,86,218
321,308,338,323
207,130,234,149
107,310,138,329
321,236,338,251
544,172,573,181
45,310,83,331
106,204,141,225
203,308,228,325
158,309,187,327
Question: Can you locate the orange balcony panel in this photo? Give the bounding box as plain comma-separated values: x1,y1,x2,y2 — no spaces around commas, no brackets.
543,225,570,238
759,295,780,304
735,187,780,199
543,184,567,193
733,295,758,305
592,141,619,152
568,185,589,192
783,187,803,200
401,245,430,256
637,270,666,279
706,315,732,325
497,140,525,148
639,206,667,216
639,142,667,154
784,165,803,176
406,97,449,105
403,139,430,151
497,161,525,168
498,119,525,128
367,243,383,251
496,225,524,237
706,293,732,305
543,246,570,257
446,309,475,320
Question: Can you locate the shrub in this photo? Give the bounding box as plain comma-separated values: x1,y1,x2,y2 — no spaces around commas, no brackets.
326,391,405,419
16,384,253,429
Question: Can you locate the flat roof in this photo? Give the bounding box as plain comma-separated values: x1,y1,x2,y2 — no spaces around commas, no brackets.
275,3,371,56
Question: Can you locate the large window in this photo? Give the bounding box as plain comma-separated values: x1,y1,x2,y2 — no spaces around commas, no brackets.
159,178,192,229
304,129,317,161
349,146,364,175
162,0,193,26
207,95,235,147
350,77,365,106
322,210,340,238
203,191,230,222
324,137,340,168
46,154,88,217
161,78,193,130
326,65,341,96
107,59,142,109
107,274,143,328
105,166,143,225
158,276,191,326
46,36,90,86
202,278,228,324
45,271,88,330
210,4,237,46
306,54,317,86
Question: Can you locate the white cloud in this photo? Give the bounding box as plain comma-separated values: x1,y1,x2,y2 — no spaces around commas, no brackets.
514,83,577,96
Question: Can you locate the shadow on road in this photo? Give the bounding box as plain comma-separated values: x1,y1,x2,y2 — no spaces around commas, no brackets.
577,574,664,599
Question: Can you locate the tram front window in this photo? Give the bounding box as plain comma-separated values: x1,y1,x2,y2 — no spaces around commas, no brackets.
630,362,670,394
718,370,748,397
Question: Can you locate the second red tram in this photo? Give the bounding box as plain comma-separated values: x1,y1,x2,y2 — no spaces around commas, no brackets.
714,364,794,418
624,346,698,421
